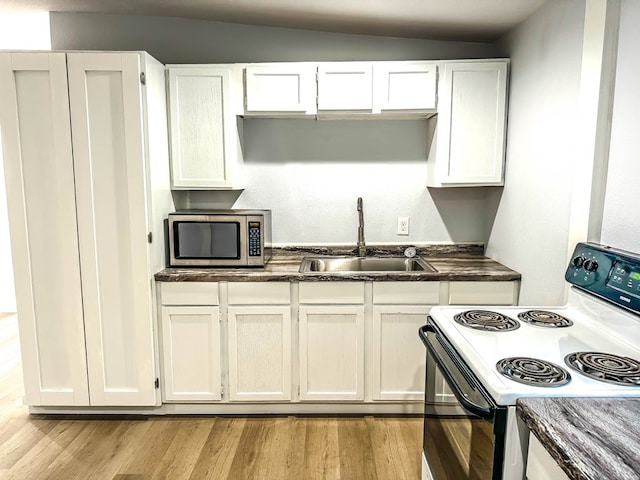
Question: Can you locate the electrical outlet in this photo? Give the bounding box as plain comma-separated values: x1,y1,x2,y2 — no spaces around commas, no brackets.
397,217,409,236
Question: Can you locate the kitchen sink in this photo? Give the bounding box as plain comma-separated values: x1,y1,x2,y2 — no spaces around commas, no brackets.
298,256,436,273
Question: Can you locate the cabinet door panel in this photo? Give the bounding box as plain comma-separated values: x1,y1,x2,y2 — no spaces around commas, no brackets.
435,62,507,185
228,306,292,401
299,306,364,401
245,65,316,114
168,67,239,189
374,62,437,112
68,52,156,406
317,63,373,111
0,52,89,406
372,306,429,401
161,307,221,401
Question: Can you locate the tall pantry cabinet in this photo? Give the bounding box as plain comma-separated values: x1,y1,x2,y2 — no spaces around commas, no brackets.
0,52,173,406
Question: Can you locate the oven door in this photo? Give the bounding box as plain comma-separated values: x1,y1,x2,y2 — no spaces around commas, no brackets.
419,321,507,480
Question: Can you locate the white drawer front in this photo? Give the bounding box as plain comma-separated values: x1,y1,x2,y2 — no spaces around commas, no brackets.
448,281,517,305
299,282,365,304
372,282,440,304
227,282,291,305
160,282,219,305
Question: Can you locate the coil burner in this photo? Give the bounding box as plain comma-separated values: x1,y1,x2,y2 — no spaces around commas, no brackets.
454,310,520,332
565,352,640,386
497,357,571,386
517,310,574,328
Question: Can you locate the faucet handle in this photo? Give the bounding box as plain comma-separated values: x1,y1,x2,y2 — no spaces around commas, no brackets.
404,246,417,258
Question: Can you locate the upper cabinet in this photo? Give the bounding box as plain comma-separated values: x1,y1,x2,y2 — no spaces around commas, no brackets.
427,61,509,187
317,62,374,112
245,64,317,115
242,61,438,117
373,62,437,113
167,65,244,189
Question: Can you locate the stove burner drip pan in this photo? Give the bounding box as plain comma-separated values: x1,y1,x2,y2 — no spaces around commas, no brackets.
497,357,571,386
517,310,573,328
565,352,640,386
454,310,520,331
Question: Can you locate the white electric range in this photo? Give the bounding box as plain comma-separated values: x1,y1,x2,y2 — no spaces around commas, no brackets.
419,242,640,480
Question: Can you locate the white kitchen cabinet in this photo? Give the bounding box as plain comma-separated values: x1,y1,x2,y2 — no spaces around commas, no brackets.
0,51,172,407
373,62,437,113
161,306,222,401
317,62,373,112
371,282,439,401
244,64,317,115
298,282,366,402
427,60,508,187
299,305,365,401
227,282,292,401
228,306,292,401
167,65,243,189
372,306,431,400
526,434,570,480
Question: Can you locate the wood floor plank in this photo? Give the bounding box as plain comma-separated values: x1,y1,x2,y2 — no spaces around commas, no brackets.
148,417,215,480
189,417,247,480
338,417,378,480
304,417,340,480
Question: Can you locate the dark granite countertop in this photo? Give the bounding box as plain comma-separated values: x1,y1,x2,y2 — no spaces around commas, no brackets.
154,244,521,282
517,397,640,480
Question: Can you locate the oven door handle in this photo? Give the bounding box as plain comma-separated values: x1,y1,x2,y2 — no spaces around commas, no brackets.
419,324,494,420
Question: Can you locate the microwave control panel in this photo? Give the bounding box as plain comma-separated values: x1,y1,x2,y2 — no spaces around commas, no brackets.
248,222,262,256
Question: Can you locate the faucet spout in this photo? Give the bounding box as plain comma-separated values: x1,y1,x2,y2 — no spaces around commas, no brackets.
357,197,366,257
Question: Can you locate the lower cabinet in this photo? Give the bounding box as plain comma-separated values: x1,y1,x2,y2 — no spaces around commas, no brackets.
227,306,292,401
372,305,430,400
526,434,569,480
161,306,222,401
157,280,519,408
299,305,365,401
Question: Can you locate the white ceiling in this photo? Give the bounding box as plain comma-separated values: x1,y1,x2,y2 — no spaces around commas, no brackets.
0,0,550,42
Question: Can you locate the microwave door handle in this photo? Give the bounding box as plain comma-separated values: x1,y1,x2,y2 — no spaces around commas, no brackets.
418,324,494,420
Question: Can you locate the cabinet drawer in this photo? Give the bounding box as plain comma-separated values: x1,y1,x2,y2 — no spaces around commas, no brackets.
373,282,440,304
448,281,517,305
161,282,219,305
227,282,290,305
299,282,365,304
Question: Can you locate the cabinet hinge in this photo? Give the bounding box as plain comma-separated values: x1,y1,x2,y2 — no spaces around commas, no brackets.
140,72,146,85
155,377,159,389
297,385,301,396
221,385,224,398
147,232,153,243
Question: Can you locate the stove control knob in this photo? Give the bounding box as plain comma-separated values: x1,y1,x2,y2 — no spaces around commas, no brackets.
584,259,599,272
572,256,585,268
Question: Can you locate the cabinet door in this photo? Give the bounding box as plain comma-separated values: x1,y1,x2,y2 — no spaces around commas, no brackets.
372,306,430,401
0,52,89,406
429,61,508,187
245,65,317,114
317,63,373,111
167,67,241,189
67,52,157,406
161,307,222,401
228,306,292,401
299,305,365,401
373,62,437,112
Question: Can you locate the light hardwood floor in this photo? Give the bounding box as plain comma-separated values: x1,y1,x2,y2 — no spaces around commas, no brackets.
0,314,423,480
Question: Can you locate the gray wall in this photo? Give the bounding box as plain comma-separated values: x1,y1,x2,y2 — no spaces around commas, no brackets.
486,0,586,305
601,0,640,253
50,12,501,246
50,12,498,64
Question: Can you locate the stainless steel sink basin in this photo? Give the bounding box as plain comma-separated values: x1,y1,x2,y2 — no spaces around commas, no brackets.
298,256,436,273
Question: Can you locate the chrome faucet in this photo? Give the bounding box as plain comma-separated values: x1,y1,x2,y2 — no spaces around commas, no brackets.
357,197,366,257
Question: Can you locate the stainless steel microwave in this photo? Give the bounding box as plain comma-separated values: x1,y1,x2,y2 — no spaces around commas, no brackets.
167,210,272,267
